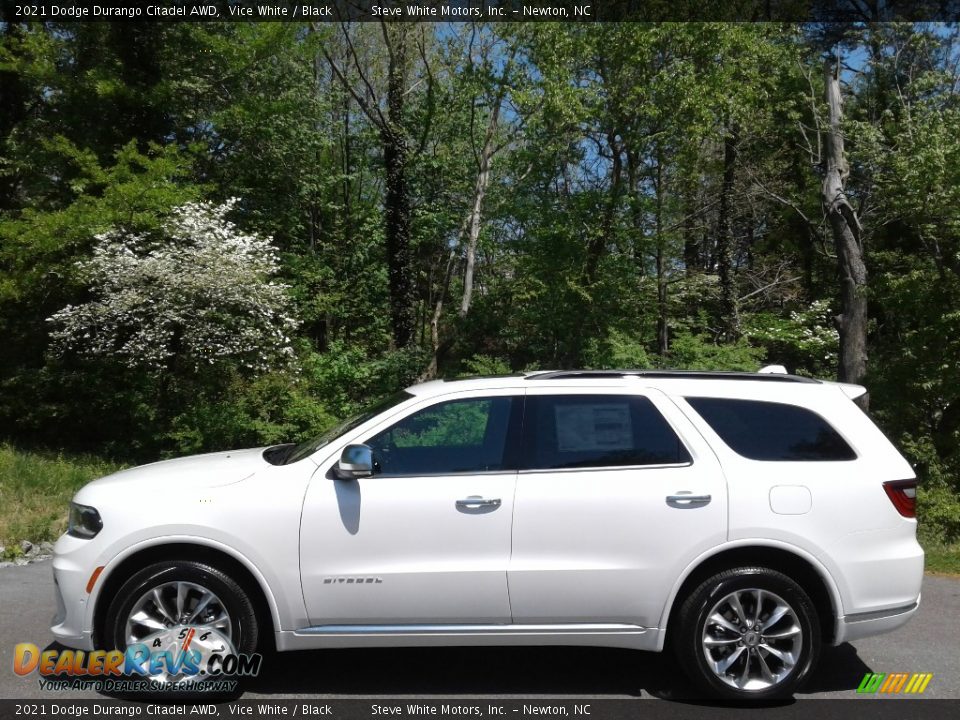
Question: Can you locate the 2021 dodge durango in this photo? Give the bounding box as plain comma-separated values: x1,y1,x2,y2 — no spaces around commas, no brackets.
52,368,923,699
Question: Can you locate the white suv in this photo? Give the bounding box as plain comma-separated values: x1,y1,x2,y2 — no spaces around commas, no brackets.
52,368,923,699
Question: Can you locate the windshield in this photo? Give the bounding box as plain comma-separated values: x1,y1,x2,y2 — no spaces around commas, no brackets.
283,390,415,464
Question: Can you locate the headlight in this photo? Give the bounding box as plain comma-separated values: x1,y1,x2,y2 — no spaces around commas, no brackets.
67,502,102,539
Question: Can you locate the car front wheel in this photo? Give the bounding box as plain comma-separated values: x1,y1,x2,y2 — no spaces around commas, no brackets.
674,567,821,700
103,560,260,675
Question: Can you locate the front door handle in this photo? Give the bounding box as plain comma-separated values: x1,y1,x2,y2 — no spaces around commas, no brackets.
456,496,502,509
666,492,712,508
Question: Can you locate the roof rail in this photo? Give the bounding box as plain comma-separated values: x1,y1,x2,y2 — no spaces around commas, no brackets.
525,369,819,384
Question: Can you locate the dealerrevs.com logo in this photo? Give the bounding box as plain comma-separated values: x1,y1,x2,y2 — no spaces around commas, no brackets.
857,672,934,695
14,626,262,693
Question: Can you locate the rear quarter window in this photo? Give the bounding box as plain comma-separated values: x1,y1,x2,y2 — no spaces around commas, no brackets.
685,397,856,462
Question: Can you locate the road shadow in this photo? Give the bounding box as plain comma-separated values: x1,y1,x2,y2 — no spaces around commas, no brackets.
243,646,666,697
800,642,874,694
239,642,873,700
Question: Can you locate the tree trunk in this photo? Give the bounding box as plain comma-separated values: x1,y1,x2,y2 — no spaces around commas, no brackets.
683,209,700,274
422,245,458,381
821,59,868,408
321,24,416,349
716,124,740,340
459,121,498,317
655,155,669,357
383,31,415,348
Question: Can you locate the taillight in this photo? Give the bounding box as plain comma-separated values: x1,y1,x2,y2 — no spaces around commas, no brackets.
883,479,917,518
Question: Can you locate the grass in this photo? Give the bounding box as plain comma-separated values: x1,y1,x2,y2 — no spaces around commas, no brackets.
0,444,124,560
921,542,960,576
0,443,959,574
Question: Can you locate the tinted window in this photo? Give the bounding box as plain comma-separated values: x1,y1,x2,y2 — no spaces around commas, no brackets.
522,395,691,470
686,397,856,461
365,397,517,475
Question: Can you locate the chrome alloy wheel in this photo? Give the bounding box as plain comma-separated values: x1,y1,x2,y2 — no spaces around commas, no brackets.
701,588,803,691
125,580,233,646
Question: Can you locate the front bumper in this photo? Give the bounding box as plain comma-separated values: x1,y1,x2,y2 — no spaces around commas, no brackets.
50,534,97,650
834,594,920,644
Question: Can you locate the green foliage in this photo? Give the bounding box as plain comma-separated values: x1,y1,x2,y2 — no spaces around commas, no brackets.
3,23,960,546
304,342,428,419
459,355,514,377
663,332,766,371
582,330,653,370
0,444,123,554
167,371,337,456
917,484,960,546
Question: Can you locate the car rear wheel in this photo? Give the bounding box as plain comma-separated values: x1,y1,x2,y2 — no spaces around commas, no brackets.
674,567,821,700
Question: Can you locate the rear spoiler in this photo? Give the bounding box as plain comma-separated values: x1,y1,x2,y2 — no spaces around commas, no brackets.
831,382,867,400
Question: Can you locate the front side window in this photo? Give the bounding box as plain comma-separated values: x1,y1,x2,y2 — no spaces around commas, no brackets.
521,394,691,470
365,396,517,475
685,397,857,461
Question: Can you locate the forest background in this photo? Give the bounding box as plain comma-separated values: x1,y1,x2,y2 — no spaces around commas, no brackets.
1,16,959,568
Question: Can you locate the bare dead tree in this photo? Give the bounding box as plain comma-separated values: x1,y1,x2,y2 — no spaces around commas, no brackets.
460,48,515,318
422,31,519,379
822,57,869,407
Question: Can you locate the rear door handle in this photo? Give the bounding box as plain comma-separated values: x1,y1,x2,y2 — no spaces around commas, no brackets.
456,496,502,509
666,493,712,508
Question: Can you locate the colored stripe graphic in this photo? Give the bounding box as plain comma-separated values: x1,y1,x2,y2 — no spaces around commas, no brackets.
857,672,933,694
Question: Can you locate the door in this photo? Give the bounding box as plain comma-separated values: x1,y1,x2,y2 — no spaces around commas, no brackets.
507,388,727,628
299,390,522,626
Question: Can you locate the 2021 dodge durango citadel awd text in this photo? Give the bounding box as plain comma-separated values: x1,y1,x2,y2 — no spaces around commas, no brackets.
52,367,923,699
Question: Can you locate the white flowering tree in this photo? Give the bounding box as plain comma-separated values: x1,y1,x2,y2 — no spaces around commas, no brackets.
48,200,297,373
743,300,840,376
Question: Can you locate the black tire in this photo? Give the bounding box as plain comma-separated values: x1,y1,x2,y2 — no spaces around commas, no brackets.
673,566,821,701
104,560,260,655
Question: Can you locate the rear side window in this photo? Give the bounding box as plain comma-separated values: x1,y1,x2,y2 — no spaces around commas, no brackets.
522,395,691,470
686,397,856,461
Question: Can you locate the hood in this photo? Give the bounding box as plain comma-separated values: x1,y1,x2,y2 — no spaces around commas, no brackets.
83,447,270,492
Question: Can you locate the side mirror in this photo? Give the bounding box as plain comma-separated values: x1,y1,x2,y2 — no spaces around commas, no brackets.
334,444,374,480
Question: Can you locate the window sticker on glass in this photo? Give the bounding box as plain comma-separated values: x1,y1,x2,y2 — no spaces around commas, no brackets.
555,403,633,452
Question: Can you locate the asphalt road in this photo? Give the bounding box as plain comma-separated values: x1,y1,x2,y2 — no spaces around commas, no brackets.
1,560,957,701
